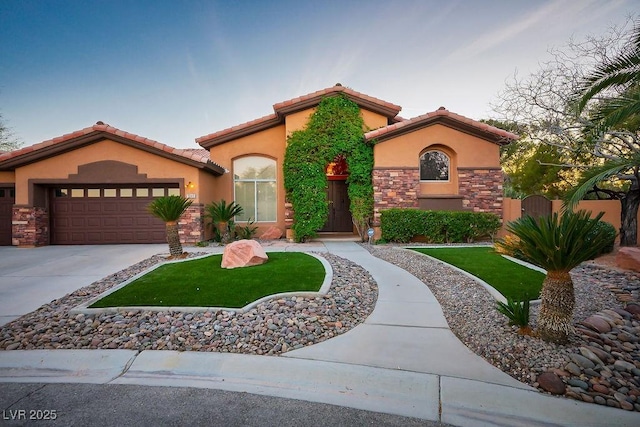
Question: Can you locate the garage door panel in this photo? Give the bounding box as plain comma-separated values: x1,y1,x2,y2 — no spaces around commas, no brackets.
70,203,86,213
51,186,171,244
87,232,102,241
117,202,135,212
70,218,86,227
103,217,118,227
87,202,102,213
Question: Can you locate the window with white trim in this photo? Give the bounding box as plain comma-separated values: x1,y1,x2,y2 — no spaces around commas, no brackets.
420,150,450,181
234,156,277,222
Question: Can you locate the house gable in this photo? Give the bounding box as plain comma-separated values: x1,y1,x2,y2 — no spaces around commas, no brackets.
196,84,402,149
365,107,518,145
0,123,225,175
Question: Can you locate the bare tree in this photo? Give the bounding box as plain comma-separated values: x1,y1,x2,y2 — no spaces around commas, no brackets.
0,112,22,152
492,16,640,245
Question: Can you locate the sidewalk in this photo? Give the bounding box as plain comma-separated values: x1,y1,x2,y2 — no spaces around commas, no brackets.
1,242,638,426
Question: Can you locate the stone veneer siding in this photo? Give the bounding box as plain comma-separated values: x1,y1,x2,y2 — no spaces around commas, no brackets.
12,206,49,247
178,203,205,244
457,168,504,218
372,167,504,226
372,168,420,226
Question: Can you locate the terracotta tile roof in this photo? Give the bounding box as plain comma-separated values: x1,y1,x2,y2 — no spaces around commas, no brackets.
197,84,403,148
0,122,225,174
272,84,401,115
364,107,518,144
195,113,279,146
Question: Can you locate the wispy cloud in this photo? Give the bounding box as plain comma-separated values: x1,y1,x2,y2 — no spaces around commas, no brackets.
442,0,607,63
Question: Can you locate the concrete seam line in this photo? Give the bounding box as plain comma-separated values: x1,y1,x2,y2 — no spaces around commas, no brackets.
438,375,442,421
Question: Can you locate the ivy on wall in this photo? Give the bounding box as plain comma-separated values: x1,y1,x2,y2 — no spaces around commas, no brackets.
283,94,373,242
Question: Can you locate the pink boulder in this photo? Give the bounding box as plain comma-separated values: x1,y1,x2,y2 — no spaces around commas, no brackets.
259,226,283,240
221,240,268,269
616,247,640,272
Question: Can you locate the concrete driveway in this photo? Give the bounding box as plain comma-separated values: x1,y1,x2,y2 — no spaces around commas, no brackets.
0,245,166,326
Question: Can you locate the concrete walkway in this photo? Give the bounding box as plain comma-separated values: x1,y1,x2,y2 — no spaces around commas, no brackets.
1,242,638,426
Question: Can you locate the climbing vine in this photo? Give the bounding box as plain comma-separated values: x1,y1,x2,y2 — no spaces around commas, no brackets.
283,94,373,242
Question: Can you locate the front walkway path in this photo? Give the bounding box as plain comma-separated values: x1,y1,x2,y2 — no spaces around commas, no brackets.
1,242,638,426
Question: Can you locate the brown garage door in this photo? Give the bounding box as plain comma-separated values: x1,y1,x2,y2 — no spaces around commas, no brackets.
0,187,15,246
50,186,180,244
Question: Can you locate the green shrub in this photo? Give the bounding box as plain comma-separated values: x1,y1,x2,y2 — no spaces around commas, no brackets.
380,209,501,243
586,219,617,255
235,219,258,240
496,297,531,329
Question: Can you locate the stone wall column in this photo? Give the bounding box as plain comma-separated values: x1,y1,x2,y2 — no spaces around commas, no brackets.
178,203,205,244
372,168,420,226
457,168,504,218
12,206,49,247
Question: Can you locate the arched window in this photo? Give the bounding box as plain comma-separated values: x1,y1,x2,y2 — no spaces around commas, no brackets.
420,150,449,181
234,156,276,222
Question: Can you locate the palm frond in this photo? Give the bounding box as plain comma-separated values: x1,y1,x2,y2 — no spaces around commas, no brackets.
147,195,193,222
562,159,635,212
575,19,640,114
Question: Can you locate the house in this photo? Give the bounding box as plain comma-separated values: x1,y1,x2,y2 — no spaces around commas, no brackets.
0,85,516,247
0,124,224,246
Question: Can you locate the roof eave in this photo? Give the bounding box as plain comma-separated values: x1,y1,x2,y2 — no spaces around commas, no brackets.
0,131,225,175
274,92,401,119
366,116,517,145
196,115,282,149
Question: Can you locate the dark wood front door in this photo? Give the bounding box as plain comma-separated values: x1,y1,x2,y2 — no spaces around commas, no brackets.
320,180,352,232
0,187,14,246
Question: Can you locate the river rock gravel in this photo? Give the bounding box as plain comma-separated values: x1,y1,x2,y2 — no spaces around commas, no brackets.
365,245,640,412
0,252,377,355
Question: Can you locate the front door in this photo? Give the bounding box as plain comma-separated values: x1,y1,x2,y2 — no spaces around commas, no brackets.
320,180,352,232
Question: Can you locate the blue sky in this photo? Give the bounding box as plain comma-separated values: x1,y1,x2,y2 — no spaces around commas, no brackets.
0,0,636,148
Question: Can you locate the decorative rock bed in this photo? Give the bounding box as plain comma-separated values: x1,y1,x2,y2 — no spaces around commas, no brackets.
365,245,640,412
0,252,377,355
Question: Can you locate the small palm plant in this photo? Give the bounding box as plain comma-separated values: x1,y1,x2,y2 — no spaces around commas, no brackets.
499,210,615,343
147,195,193,257
205,200,244,243
496,297,532,335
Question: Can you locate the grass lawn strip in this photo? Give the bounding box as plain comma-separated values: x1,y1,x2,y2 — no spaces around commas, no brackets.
410,247,544,301
90,252,325,309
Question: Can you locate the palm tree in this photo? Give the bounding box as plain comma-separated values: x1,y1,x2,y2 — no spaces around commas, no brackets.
204,199,243,243
500,210,615,343
148,195,193,257
564,151,640,246
569,20,640,246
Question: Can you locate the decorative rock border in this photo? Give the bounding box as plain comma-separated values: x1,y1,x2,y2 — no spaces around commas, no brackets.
0,253,377,355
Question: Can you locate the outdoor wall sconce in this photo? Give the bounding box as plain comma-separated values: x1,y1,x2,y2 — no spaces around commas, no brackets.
186,181,196,190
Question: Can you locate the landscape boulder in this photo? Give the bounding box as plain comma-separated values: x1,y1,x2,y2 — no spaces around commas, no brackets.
259,226,283,240
616,247,640,272
221,239,268,269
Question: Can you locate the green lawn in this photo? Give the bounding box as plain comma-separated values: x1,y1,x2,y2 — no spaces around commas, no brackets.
90,252,325,308
410,247,544,300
